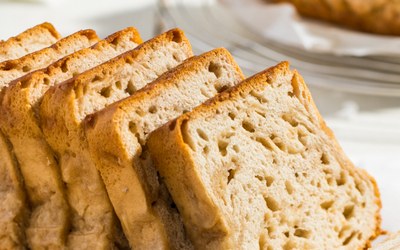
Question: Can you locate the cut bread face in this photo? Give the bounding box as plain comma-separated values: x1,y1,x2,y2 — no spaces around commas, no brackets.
0,29,99,249
0,27,142,249
147,62,381,249
40,28,193,249
0,22,61,61
371,231,400,250
84,48,244,249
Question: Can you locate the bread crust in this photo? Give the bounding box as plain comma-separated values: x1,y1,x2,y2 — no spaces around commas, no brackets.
148,62,381,249
0,22,61,61
274,0,400,36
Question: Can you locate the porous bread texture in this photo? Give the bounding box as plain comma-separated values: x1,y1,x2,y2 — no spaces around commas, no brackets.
371,231,400,250
147,62,381,249
273,0,400,36
0,22,61,61
0,27,141,250
40,28,193,249
0,29,99,249
0,29,99,89
84,48,244,250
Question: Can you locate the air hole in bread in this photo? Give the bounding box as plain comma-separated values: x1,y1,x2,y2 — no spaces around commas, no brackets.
115,81,122,90
169,120,177,131
281,114,299,127
171,30,182,43
208,62,222,78
43,77,50,85
272,137,286,152
125,57,134,64
264,196,280,212
100,86,112,98
336,171,347,186
255,137,273,151
283,231,290,238
288,91,294,97
294,228,311,239
227,169,235,184
92,75,103,82
22,65,31,73
343,204,354,220
232,144,239,153
125,80,137,95
203,146,210,155
196,129,209,141
172,53,179,61
110,37,119,46
228,112,236,120
267,226,275,237
242,120,255,133
258,234,267,249
343,232,356,246
357,233,362,240
128,121,140,140
355,181,366,195
20,78,30,88
60,61,68,73
321,200,334,211
148,105,157,114
338,225,350,239
215,84,229,93
285,181,294,194
218,140,229,157
250,90,269,104
321,153,330,165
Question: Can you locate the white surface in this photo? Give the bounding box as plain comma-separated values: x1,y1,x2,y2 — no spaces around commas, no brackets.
0,0,399,239
222,0,400,56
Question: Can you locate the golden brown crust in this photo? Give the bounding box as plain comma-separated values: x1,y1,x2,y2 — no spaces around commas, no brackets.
148,61,381,248
0,22,61,61
274,0,400,36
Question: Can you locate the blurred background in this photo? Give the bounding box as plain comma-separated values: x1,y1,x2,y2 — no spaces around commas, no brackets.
1,0,399,231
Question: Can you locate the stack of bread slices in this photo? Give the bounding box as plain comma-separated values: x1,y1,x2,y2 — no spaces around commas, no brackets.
0,23,381,249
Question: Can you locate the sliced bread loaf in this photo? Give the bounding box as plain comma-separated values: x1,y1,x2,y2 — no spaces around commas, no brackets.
84,48,245,249
0,27,142,249
147,62,381,249
39,29,193,249
0,22,61,61
0,29,99,249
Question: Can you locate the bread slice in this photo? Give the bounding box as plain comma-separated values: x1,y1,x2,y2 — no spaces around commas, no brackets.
0,29,99,249
0,29,99,90
0,27,141,249
0,22,61,250
39,28,193,249
147,62,381,249
84,48,244,249
371,232,400,250
0,22,61,61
